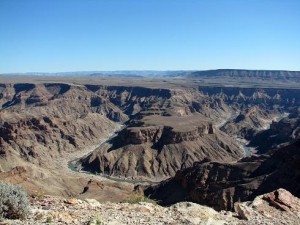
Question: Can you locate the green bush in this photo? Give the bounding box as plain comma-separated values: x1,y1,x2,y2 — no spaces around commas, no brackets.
0,182,30,219
122,194,157,205
46,216,53,223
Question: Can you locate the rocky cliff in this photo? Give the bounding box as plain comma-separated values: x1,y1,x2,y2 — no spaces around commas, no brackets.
145,139,300,211
0,83,122,171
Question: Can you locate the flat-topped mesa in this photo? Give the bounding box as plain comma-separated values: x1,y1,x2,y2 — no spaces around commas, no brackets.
124,113,215,145
78,113,241,180
157,124,214,145
116,123,214,147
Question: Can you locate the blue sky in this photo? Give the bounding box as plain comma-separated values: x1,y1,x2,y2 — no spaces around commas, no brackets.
0,0,299,73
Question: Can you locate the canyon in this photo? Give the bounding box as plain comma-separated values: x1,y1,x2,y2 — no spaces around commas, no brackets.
0,71,300,223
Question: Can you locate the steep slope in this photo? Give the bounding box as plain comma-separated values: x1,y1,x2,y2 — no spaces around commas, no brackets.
145,140,300,211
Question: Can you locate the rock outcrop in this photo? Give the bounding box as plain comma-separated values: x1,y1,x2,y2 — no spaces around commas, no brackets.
76,86,300,180
234,189,300,223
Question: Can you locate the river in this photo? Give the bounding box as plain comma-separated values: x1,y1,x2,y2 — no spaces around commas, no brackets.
68,124,159,184
68,111,289,182
217,111,290,157
68,125,124,172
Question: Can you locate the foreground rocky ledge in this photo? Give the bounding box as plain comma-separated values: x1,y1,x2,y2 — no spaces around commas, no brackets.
2,189,300,225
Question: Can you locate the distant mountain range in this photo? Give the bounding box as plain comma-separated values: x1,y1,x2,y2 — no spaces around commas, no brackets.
1,69,300,81
0,70,193,77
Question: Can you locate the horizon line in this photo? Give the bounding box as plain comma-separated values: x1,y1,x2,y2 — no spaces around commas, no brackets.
1,68,300,75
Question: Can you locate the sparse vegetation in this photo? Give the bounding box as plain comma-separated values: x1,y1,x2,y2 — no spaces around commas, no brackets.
34,212,44,221
32,190,45,198
46,215,53,223
122,194,157,205
87,213,104,225
0,182,30,219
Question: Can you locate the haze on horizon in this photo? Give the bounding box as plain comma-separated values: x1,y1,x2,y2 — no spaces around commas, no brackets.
0,0,299,73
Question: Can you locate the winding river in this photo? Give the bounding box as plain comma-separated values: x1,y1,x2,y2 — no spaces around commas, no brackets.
68,125,159,184
217,111,290,157
216,111,252,157
68,111,289,183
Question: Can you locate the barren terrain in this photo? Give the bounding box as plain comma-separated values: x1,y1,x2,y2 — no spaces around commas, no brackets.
1,70,300,224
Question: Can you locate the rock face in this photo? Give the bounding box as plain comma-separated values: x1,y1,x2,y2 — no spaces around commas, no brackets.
234,189,300,223
2,83,300,171
198,86,300,107
145,139,300,211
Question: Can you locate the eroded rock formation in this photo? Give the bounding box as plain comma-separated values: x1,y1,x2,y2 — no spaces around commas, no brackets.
145,140,300,211
78,114,243,180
